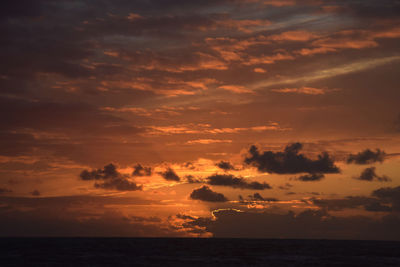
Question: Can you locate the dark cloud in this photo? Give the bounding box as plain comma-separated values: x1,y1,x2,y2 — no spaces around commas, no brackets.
79,163,142,191
297,173,325,182
312,186,400,212
0,0,44,20
245,143,340,174
159,168,180,181
278,183,293,190
80,163,120,180
248,193,278,202
312,196,389,212
0,194,178,236
347,149,386,164
207,174,271,190
174,213,213,235
204,209,400,240
31,190,41,196
238,193,278,203
0,97,143,137
132,164,152,177
395,114,400,132
0,188,12,194
331,0,400,20
190,186,228,202
185,175,203,183
0,195,160,209
94,178,142,191
0,206,180,237
216,161,235,171
355,167,391,182
129,216,162,223
372,186,400,211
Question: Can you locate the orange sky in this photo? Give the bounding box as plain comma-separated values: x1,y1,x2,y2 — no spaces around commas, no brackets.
0,0,400,239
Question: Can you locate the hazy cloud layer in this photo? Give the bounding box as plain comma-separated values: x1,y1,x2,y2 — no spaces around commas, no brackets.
312,186,400,212
1,0,400,238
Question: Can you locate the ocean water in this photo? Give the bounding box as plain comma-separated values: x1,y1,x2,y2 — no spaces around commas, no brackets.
0,238,399,266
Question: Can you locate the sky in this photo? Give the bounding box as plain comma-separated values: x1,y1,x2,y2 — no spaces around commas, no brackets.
1,0,400,239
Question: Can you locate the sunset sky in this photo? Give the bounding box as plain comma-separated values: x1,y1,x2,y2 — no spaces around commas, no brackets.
1,0,400,239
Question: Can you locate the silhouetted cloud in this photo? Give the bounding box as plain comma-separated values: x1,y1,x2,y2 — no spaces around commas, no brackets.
207,174,271,190
355,167,390,182
278,183,293,190
31,190,40,196
395,114,400,132
159,168,180,181
312,186,400,212
312,196,388,212
249,193,278,202
80,163,120,180
204,209,400,240
185,175,203,183
297,173,324,181
79,164,142,191
372,186,400,211
0,195,182,237
190,186,228,202
347,149,386,164
216,161,235,171
245,143,340,174
0,188,12,194
95,178,143,191
132,164,152,177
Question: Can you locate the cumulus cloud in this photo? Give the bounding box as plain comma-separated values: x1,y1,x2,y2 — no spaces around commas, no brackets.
244,143,340,174
297,173,325,182
347,149,386,164
80,163,120,180
216,161,235,171
185,175,203,184
79,164,142,191
159,168,180,181
190,186,228,202
207,174,271,190
355,167,391,182
132,164,152,177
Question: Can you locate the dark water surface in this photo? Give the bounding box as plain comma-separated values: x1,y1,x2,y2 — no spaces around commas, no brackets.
0,238,399,266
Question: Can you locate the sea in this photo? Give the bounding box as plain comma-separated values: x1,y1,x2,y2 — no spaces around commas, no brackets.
0,238,399,266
